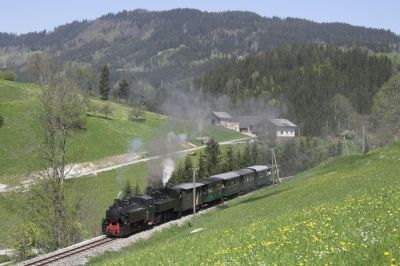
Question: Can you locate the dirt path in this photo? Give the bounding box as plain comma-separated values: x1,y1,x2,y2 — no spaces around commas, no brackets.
0,137,250,193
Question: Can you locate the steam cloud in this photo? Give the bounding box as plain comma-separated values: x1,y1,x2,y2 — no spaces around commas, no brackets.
147,131,187,187
162,158,175,186
116,138,143,197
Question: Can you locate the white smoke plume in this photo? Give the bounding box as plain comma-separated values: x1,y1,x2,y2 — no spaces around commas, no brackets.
116,138,143,197
162,158,175,186
147,131,186,187
128,139,142,154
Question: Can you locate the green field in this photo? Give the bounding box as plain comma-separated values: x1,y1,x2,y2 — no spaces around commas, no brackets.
0,79,246,250
88,142,400,265
0,80,165,184
0,161,148,249
0,80,245,185
0,142,250,250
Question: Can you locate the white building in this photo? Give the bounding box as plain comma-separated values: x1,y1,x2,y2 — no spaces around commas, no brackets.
269,119,298,139
237,116,298,140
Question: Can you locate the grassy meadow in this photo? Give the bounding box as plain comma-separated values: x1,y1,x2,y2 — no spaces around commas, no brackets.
0,80,245,185
87,142,400,265
0,161,147,249
0,79,165,184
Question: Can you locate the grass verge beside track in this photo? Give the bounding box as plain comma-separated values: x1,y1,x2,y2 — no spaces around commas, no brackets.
88,142,400,265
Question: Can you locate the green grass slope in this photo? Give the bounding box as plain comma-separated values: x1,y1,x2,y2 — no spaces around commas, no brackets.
0,80,246,185
89,142,400,266
0,80,166,184
0,144,246,249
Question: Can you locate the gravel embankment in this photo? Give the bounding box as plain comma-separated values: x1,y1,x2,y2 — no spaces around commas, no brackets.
46,207,218,266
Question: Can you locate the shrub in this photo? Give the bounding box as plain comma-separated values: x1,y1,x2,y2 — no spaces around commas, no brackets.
0,71,16,81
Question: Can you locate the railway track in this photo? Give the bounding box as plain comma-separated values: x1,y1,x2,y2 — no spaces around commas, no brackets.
21,236,115,266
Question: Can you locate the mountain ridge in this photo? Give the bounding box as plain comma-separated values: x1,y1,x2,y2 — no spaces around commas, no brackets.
0,9,399,87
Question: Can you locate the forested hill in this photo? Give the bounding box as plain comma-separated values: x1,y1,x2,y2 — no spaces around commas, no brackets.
1,9,399,51
1,9,399,86
195,45,393,135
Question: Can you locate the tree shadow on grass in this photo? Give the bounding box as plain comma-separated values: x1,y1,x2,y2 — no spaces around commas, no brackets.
228,187,292,208
86,113,113,120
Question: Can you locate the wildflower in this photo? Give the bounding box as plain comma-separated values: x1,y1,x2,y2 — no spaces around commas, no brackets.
384,251,390,256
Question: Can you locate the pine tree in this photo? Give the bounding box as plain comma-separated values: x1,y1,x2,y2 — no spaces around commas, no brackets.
133,180,141,195
123,180,133,197
118,79,129,100
183,155,193,182
241,144,251,167
204,138,220,176
250,143,259,165
197,152,207,178
234,149,242,170
222,145,235,172
99,65,110,100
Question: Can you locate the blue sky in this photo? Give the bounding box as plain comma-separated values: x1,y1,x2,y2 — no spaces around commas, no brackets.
1,0,399,35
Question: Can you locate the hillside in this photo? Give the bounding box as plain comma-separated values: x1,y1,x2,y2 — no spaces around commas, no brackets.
89,142,400,265
195,45,393,135
1,9,399,89
0,80,245,185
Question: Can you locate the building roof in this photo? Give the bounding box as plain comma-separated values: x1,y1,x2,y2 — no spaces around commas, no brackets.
210,172,240,180
237,115,266,128
236,116,297,129
247,165,271,172
212,112,233,120
269,118,297,128
235,168,255,176
173,182,204,190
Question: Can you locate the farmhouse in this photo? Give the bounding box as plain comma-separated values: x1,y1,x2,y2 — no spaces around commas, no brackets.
237,116,267,134
269,118,298,139
237,116,298,140
207,112,239,131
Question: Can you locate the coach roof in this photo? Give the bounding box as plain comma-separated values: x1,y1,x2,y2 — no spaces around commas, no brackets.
247,165,271,172
210,172,240,180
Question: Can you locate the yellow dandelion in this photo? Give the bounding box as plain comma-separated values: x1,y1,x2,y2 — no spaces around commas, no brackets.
384,251,390,256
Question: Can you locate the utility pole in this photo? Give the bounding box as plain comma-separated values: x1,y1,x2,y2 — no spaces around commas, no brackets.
192,167,196,216
343,135,349,156
362,122,366,154
325,121,329,140
271,148,280,184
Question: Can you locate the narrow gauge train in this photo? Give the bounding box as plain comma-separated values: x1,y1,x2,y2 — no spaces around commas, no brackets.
102,165,272,237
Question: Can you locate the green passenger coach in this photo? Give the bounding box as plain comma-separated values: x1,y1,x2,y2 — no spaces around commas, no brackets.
235,168,256,193
197,177,224,203
247,165,272,187
210,172,241,197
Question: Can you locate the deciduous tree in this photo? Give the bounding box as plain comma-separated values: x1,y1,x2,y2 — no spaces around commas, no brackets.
16,76,87,257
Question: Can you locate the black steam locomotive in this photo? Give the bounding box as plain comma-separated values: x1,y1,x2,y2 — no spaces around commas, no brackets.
102,165,272,237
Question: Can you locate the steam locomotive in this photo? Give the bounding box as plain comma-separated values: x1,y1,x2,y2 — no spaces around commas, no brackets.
102,165,272,237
